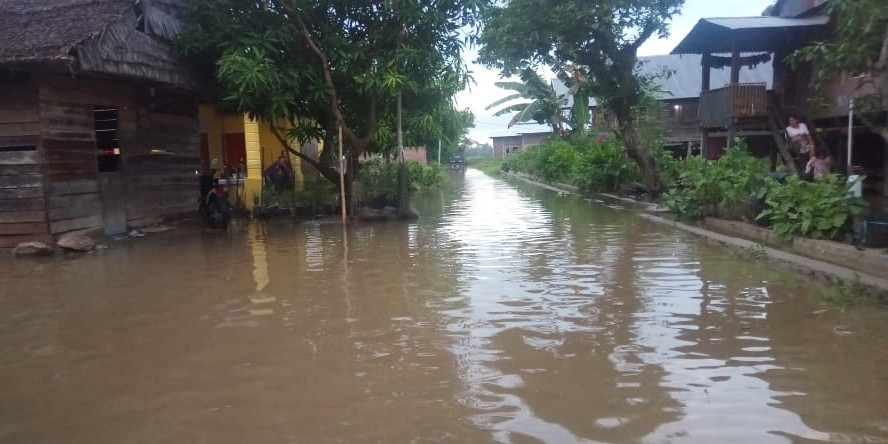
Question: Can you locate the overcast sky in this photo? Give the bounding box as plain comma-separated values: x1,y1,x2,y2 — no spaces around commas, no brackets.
456,0,776,144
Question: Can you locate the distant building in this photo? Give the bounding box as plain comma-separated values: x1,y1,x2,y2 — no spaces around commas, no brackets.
490,129,553,159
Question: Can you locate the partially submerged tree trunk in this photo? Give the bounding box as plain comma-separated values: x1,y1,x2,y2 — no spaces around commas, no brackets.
618,119,661,196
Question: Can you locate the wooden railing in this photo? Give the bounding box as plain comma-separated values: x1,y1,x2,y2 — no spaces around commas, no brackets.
698,83,768,128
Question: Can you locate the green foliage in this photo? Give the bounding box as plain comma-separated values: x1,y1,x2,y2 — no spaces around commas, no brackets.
661,146,768,219
486,68,566,132
357,159,444,203
478,0,685,194
571,136,640,193
179,0,482,186
757,175,868,240
296,180,339,214
500,135,639,193
790,0,888,137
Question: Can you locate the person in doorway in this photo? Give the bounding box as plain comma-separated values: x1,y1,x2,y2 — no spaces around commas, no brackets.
805,144,832,180
786,115,814,172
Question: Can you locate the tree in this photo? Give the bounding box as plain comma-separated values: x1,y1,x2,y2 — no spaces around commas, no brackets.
791,0,888,144
178,0,483,209
478,0,684,195
485,68,567,133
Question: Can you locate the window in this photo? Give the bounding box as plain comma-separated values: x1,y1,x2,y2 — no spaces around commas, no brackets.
95,107,121,172
680,102,699,123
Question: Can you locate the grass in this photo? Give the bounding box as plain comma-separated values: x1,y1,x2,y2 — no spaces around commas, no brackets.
819,278,888,309
467,157,502,176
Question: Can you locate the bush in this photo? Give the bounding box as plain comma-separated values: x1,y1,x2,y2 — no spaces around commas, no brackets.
757,175,868,240
571,136,639,193
661,145,768,219
357,159,445,203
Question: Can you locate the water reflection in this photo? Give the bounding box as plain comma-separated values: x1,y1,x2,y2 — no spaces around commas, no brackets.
0,170,886,443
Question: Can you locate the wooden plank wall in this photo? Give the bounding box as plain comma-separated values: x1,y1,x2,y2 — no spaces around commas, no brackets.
122,103,200,227
35,75,200,233
37,77,114,235
0,81,51,247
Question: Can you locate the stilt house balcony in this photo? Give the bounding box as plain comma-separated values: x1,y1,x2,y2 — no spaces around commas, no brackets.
699,83,768,129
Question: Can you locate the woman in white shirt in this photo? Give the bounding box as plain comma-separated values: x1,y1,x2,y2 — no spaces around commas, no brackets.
786,115,814,172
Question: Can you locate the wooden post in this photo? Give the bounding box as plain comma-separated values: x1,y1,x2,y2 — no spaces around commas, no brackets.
728,42,741,148
701,53,711,93
338,123,346,224
730,42,741,84
701,53,711,158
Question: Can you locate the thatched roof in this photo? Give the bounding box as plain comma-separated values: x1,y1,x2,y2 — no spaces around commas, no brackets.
0,0,201,91
0,0,132,64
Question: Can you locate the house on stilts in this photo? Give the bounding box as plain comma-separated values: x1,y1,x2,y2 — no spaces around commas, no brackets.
672,0,887,199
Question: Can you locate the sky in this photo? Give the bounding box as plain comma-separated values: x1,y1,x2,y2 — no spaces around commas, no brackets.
455,0,776,145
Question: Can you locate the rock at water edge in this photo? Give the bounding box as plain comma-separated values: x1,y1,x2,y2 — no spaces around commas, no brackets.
13,242,54,257
56,233,96,252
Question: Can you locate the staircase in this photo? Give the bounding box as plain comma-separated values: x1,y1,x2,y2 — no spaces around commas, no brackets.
767,98,798,175
767,95,833,176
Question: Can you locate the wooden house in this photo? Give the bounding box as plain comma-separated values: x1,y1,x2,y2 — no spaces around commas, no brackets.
0,0,202,247
490,129,553,159
552,55,773,159
672,0,887,196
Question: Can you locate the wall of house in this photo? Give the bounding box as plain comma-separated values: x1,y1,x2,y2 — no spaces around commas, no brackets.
37,76,113,236
664,99,702,143
0,79,50,247
521,132,550,148
198,107,308,208
123,102,201,227
403,147,428,164
258,119,304,187
492,136,523,159
37,75,200,233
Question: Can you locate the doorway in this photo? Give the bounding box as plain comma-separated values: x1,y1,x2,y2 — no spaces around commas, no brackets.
94,106,127,235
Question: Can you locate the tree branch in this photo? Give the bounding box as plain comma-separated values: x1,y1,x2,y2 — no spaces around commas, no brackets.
875,25,888,72
270,125,340,184
629,22,658,51
280,1,360,147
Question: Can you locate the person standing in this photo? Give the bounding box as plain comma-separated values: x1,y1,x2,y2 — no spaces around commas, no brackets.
805,145,832,180
786,115,815,173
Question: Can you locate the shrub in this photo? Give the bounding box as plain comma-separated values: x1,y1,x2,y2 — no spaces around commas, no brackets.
357,159,445,203
661,145,768,219
571,136,639,193
757,175,868,240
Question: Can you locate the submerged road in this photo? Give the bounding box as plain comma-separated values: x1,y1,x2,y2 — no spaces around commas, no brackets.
1,169,887,443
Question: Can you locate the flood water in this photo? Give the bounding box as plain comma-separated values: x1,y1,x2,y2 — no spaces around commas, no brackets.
2,170,888,443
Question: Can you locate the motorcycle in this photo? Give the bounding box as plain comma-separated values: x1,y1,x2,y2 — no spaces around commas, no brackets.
199,171,231,229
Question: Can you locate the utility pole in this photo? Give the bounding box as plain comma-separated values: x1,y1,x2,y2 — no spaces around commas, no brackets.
338,123,347,223
437,138,442,165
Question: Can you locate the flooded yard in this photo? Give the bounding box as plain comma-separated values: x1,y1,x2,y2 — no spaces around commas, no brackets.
1,170,887,443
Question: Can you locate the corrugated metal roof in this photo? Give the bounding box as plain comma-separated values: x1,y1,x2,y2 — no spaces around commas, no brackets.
672,15,829,54
552,53,773,109
704,15,828,30
638,54,772,100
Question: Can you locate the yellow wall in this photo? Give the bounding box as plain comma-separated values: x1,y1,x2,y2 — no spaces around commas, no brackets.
198,105,245,169
258,119,303,187
198,106,307,209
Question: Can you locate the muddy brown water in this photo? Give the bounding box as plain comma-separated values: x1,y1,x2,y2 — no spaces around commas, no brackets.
1,170,887,443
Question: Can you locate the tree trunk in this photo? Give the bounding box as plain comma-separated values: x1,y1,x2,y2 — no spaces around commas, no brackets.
619,119,661,196
877,127,888,197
